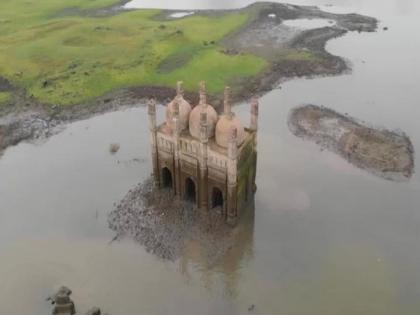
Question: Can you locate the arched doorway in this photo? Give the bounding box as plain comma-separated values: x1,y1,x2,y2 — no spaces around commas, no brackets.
212,187,224,209
161,167,173,189
185,177,196,203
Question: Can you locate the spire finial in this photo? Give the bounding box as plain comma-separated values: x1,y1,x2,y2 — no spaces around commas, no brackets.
224,86,232,119
199,81,207,106
251,98,259,115
176,81,184,96
148,98,156,115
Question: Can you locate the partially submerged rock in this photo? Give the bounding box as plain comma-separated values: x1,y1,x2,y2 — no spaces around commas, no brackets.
49,286,75,315
109,143,120,154
288,105,415,181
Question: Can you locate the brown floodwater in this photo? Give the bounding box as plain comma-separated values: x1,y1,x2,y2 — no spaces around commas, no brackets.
1,0,419,314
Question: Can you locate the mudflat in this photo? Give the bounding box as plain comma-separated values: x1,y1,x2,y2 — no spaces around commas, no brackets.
288,105,415,181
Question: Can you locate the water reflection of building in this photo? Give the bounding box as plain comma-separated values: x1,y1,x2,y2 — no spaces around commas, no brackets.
148,81,259,223
179,199,256,297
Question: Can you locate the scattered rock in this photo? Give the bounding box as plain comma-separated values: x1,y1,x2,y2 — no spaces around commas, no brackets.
109,143,120,154
383,26,388,31
248,304,255,311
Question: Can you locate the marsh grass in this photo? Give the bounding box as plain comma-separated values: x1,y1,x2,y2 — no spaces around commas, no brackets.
0,0,266,106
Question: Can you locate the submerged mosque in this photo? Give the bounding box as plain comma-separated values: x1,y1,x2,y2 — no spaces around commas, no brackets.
148,81,259,223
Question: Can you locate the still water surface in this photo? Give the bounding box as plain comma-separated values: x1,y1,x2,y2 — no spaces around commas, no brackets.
1,0,420,314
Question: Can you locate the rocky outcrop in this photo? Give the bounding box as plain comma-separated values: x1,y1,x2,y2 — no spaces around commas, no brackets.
47,286,75,315
0,110,62,155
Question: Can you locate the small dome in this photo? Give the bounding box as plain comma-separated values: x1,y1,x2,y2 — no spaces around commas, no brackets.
215,114,246,148
166,82,191,132
189,104,218,139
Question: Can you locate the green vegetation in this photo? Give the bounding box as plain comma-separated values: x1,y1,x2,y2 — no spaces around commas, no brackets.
0,0,266,106
0,92,11,104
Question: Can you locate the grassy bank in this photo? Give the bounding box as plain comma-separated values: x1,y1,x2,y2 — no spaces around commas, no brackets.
0,92,11,105
0,0,266,106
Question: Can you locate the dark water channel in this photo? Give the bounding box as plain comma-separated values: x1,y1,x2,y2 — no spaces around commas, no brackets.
1,0,420,314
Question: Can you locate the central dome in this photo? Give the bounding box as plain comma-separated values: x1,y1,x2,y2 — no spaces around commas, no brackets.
189,82,218,139
166,82,191,132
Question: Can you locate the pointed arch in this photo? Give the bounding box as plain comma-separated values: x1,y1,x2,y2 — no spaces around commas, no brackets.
185,177,196,203
161,167,173,189
211,187,224,209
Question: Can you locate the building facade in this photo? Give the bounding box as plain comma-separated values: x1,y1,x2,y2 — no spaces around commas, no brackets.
148,81,259,223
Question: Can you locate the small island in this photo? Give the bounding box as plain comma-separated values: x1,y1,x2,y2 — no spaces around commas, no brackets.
288,105,415,181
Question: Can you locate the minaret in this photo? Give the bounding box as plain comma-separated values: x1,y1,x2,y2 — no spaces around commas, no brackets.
199,81,209,143
148,99,159,186
198,82,209,210
249,98,259,194
176,81,184,98
250,98,259,132
224,86,233,119
199,110,209,210
172,99,181,196
227,126,238,223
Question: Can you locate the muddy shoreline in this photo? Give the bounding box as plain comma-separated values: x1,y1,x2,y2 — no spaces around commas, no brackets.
288,105,415,181
0,2,377,155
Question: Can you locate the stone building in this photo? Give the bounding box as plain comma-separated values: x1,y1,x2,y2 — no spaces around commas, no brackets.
148,81,259,223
